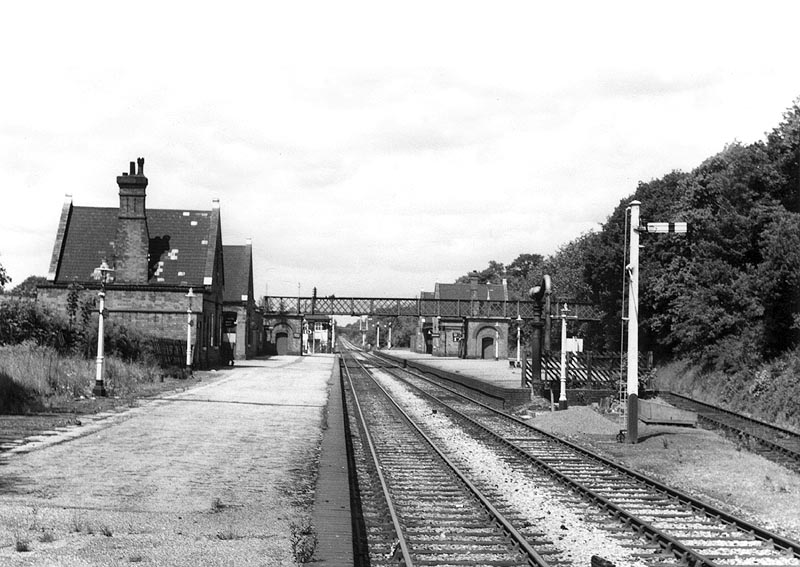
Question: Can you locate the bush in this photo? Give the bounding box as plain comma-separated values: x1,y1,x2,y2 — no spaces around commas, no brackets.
0,341,163,406
0,370,41,413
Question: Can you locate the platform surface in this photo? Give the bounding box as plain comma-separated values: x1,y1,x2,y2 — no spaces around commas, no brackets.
379,349,527,388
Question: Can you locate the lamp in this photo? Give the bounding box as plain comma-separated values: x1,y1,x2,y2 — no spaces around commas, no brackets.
494,321,499,361
186,288,196,373
93,260,115,397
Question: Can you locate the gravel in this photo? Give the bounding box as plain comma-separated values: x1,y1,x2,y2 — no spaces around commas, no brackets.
374,369,651,567
0,356,333,567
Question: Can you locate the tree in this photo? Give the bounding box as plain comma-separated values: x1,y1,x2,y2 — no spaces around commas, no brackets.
0,260,9,292
8,275,47,298
757,209,800,356
765,97,800,213
455,261,506,285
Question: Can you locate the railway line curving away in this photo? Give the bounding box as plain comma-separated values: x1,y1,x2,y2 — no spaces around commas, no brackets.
659,391,800,474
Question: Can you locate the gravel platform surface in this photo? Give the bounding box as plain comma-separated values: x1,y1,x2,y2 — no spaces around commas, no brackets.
0,355,335,566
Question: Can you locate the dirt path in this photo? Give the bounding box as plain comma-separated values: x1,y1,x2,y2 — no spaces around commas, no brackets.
0,355,335,566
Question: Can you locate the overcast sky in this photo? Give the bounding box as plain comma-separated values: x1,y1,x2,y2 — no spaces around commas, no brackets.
1,1,798,298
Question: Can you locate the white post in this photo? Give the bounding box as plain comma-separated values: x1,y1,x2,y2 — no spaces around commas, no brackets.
516,315,522,366
627,200,641,443
388,323,392,349
559,304,569,410
494,323,499,360
331,317,336,352
93,290,107,397
376,324,381,350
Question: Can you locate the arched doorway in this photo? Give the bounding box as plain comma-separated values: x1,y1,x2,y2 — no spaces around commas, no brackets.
481,336,494,359
275,332,289,355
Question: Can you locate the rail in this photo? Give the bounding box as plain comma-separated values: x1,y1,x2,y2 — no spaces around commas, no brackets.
372,350,800,563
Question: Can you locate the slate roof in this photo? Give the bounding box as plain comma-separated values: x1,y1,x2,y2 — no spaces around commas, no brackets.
222,245,252,303
51,204,217,287
435,282,507,301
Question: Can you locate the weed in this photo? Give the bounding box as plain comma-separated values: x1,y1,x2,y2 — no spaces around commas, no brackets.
662,437,669,449
14,533,31,552
100,524,113,537
71,512,92,534
290,516,318,564
210,497,225,513
39,529,56,543
129,554,144,563
215,527,240,540
28,505,40,531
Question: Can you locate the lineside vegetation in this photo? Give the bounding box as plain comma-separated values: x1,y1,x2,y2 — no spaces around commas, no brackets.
463,98,800,428
0,295,167,413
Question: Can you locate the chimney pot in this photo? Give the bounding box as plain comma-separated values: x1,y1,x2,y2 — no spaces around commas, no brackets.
129,161,135,175
137,157,144,175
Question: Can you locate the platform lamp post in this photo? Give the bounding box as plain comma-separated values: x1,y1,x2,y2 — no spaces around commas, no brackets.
558,303,571,410
92,260,115,398
516,314,522,366
186,288,196,374
494,322,499,361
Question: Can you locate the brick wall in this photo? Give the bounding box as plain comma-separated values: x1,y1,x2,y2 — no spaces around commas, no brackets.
37,285,221,368
114,217,150,284
465,319,509,359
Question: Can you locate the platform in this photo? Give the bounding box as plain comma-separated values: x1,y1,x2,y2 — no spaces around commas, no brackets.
376,349,531,407
638,398,697,426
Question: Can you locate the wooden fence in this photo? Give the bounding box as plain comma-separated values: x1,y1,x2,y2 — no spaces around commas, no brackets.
526,351,651,388
148,338,186,368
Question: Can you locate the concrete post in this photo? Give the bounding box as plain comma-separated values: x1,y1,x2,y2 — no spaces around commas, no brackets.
627,200,641,444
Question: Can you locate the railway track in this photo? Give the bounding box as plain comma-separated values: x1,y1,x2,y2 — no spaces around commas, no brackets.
659,391,800,473
342,351,553,566
342,344,800,566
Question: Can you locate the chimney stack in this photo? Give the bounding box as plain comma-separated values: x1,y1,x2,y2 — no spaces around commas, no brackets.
115,157,150,283
469,270,479,300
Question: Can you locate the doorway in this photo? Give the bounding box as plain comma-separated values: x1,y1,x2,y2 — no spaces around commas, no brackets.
481,336,494,359
276,332,289,355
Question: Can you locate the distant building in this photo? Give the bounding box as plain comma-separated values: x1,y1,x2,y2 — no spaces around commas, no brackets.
38,158,231,368
222,241,263,361
414,272,510,359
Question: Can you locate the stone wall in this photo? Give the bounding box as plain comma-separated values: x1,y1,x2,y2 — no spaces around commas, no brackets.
37,285,222,368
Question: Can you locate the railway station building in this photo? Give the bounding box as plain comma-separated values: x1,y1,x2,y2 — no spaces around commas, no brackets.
414,272,510,359
222,240,263,361
37,157,261,368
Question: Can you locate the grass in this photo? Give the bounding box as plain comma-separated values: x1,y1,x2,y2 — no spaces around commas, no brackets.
0,342,162,412
289,517,317,564
654,346,800,433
